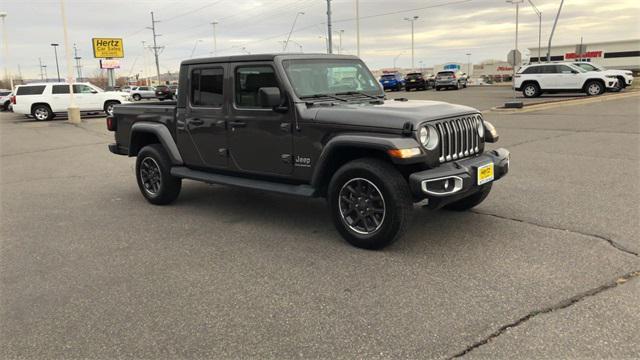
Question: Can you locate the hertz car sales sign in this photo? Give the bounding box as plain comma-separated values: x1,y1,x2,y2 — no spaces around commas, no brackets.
92,38,124,58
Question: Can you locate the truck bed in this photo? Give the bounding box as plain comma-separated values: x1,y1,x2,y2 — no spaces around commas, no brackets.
112,102,178,156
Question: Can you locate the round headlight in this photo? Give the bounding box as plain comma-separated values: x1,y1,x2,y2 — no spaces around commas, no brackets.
477,119,485,138
419,125,439,150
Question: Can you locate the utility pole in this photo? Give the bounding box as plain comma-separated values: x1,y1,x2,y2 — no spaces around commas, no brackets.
43,65,48,82
39,57,45,80
60,0,80,123
148,11,163,85
403,16,419,69
547,0,564,62
211,21,218,56
466,52,472,77
355,0,360,57
73,43,82,81
141,40,150,86
527,0,542,63
51,43,61,81
337,29,344,54
326,0,333,54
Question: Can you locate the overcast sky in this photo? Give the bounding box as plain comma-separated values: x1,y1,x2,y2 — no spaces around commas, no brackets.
2,0,640,79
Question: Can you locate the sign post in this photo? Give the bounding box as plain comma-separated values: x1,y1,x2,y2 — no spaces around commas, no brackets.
92,38,124,90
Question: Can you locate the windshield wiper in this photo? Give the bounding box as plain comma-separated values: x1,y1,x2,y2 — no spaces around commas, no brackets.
335,91,383,100
299,93,348,102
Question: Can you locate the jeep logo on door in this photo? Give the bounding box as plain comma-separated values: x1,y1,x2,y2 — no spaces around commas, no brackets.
294,156,311,167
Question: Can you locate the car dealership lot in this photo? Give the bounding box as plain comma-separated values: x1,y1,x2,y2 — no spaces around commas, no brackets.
1,94,638,358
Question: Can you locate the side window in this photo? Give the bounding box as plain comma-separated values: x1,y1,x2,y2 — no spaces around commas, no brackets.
522,66,539,74
235,66,278,108
557,65,574,74
73,84,94,93
16,85,46,95
540,65,557,74
52,85,70,94
191,67,224,107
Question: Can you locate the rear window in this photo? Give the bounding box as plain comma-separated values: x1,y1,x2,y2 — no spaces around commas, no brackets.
381,75,396,79
0,91,10,96
437,71,454,76
16,85,46,95
406,73,422,77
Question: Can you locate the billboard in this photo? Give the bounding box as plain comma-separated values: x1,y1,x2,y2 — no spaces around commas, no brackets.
100,59,121,69
92,38,124,58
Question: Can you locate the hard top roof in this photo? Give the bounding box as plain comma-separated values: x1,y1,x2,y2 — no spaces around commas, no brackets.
181,53,359,66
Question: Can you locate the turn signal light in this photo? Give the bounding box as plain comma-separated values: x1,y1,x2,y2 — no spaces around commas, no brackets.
106,116,117,131
387,148,421,159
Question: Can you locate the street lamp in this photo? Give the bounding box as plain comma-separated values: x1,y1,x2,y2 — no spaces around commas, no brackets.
210,21,218,56
506,0,524,108
466,52,472,77
283,11,304,51
0,11,14,91
393,53,403,70
337,29,344,54
527,0,542,63
403,16,419,70
50,43,61,82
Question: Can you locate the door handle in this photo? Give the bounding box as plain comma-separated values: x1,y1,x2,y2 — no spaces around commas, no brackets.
189,118,204,126
230,121,247,128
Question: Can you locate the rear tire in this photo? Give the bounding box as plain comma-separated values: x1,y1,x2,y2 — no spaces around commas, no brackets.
522,82,541,98
104,100,119,116
585,80,604,96
135,144,182,205
31,104,53,121
443,184,492,211
133,94,142,101
328,158,413,250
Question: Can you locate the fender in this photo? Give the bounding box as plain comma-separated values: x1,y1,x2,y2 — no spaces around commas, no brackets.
310,133,424,189
129,122,184,165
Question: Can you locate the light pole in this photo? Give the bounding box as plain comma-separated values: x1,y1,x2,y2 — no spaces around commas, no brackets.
289,40,303,53
547,0,564,62
43,65,48,82
190,39,203,58
338,29,344,54
73,43,82,81
59,0,80,123
527,0,542,63
210,21,218,56
0,12,14,91
466,52,472,77
284,11,304,51
50,43,61,81
318,35,329,53
326,0,333,54
506,0,523,107
418,60,424,73
403,16,419,70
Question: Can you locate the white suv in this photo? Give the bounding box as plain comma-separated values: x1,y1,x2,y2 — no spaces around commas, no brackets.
570,62,633,90
514,63,618,98
12,82,131,120
128,86,156,101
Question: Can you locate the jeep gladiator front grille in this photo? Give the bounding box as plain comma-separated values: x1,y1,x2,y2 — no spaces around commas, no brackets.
435,115,482,163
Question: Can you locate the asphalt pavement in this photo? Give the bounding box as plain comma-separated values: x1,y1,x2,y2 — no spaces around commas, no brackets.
1,91,638,359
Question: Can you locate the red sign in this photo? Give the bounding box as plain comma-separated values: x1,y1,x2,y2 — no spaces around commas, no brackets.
565,51,603,59
497,66,513,71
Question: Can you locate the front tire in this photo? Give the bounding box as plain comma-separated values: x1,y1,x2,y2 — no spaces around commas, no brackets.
133,94,142,101
32,104,53,121
443,184,492,211
585,80,604,96
135,144,182,205
328,158,412,250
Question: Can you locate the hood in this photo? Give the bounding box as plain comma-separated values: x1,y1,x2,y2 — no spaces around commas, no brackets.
312,99,479,129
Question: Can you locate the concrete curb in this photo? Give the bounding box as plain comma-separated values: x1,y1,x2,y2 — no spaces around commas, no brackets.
487,90,640,113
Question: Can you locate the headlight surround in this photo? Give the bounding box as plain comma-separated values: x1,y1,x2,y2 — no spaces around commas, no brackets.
419,125,439,150
477,120,485,138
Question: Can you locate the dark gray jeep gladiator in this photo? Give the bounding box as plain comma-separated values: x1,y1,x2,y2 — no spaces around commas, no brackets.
108,54,510,249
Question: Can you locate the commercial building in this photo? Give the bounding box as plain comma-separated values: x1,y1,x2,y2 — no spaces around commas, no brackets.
527,39,640,71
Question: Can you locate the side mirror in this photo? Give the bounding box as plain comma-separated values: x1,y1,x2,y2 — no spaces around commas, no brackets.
258,87,286,111
572,70,579,74
91,90,98,94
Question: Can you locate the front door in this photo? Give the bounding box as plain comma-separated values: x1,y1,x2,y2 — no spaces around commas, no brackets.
178,65,228,169
227,63,293,176
555,64,582,89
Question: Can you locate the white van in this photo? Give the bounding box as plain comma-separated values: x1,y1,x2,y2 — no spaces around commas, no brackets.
12,82,132,120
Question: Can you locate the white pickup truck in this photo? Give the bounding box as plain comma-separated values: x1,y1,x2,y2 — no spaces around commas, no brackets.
11,82,131,120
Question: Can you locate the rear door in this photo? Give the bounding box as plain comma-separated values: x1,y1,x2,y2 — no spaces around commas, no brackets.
537,65,558,89
50,85,71,112
227,63,293,176
178,64,228,169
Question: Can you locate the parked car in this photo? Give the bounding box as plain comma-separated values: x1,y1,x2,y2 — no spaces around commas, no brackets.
129,86,156,101
107,54,509,249
0,90,12,111
155,85,175,100
435,71,468,90
169,84,178,96
569,62,633,90
404,72,429,91
514,63,619,98
379,73,405,91
11,82,131,120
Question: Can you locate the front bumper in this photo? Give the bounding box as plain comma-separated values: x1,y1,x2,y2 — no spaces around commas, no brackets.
408,148,510,207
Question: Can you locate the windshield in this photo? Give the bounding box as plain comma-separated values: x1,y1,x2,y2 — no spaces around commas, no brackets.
570,65,588,73
574,63,600,72
0,91,11,96
283,59,382,98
